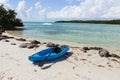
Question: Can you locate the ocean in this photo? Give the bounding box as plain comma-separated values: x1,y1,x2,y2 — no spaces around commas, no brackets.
16,22,120,47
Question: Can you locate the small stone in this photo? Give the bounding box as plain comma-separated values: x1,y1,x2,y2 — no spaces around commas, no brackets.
11,43,16,45
111,54,120,58
34,69,37,72
89,47,103,50
19,43,28,48
3,39,9,42
27,44,39,49
83,47,90,50
99,49,110,57
16,38,26,41
73,67,75,69
46,42,55,47
43,42,46,44
83,50,87,53
30,40,41,44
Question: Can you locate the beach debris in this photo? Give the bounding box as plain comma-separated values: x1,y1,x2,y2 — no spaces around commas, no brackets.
46,42,55,47
80,59,87,61
110,54,120,58
83,47,90,50
82,46,120,59
8,77,13,80
16,38,26,41
0,36,8,40
97,65,105,67
19,43,39,49
34,69,37,72
43,42,46,44
89,47,103,50
73,66,75,69
98,49,110,57
83,47,103,51
83,50,87,53
19,43,28,48
27,43,39,49
2,39,10,42
0,35,14,41
11,43,16,45
82,47,90,53
30,40,41,44
110,59,120,63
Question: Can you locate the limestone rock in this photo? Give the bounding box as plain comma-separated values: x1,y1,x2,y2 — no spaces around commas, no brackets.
99,49,110,57
30,40,41,44
46,42,55,47
16,38,26,41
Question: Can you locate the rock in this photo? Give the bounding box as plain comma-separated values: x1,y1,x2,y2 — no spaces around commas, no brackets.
0,36,8,40
27,44,39,49
30,40,41,44
46,42,55,47
11,43,16,45
2,35,9,38
2,35,14,39
83,47,90,50
19,43,28,48
19,43,39,49
89,47,103,50
99,49,110,57
43,42,46,44
0,35,14,41
9,37,14,39
16,38,26,41
111,54,120,58
83,50,87,53
3,39,10,42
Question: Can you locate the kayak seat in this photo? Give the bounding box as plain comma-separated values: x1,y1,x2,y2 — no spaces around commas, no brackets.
54,46,62,53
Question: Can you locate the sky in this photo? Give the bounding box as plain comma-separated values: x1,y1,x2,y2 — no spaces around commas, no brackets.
0,0,120,22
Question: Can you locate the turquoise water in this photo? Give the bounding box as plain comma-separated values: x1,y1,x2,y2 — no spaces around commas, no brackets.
20,22,120,47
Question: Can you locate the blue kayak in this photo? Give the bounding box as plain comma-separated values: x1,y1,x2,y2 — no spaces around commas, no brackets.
28,46,69,62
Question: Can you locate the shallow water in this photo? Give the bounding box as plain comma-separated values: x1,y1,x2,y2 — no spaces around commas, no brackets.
14,22,120,47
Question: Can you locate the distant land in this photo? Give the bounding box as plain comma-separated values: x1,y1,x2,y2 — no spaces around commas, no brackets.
55,20,120,24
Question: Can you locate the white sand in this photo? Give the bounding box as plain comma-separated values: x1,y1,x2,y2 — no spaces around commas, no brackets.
0,33,120,80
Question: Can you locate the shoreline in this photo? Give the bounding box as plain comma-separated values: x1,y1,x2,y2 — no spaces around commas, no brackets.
6,30,120,50
0,32,120,80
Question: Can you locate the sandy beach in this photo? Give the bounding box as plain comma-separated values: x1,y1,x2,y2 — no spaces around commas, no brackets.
0,32,120,80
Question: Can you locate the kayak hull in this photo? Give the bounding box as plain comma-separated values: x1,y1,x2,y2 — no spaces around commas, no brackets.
28,46,69,62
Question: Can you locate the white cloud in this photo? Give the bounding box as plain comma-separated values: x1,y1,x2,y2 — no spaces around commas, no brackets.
47,0,120,19
16,0,26,18
26,7,32,17
35,1,41,9
38,8,47,16
66,0,84,4
0,0,8,4
0,0,10,7
16,0,26,11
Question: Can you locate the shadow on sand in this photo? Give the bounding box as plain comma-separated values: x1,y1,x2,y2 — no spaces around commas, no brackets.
33,52,73,69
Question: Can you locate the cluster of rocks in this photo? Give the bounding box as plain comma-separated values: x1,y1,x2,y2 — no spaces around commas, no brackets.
19,40,41,49
0,35,62,49
46,42,60,47
19,41,61,49
83,47,103,51
16,38,26,41
0,35,14,40
82,47,120,58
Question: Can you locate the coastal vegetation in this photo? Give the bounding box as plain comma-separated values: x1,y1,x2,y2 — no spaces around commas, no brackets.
55,20,120,24
0,5,23,30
